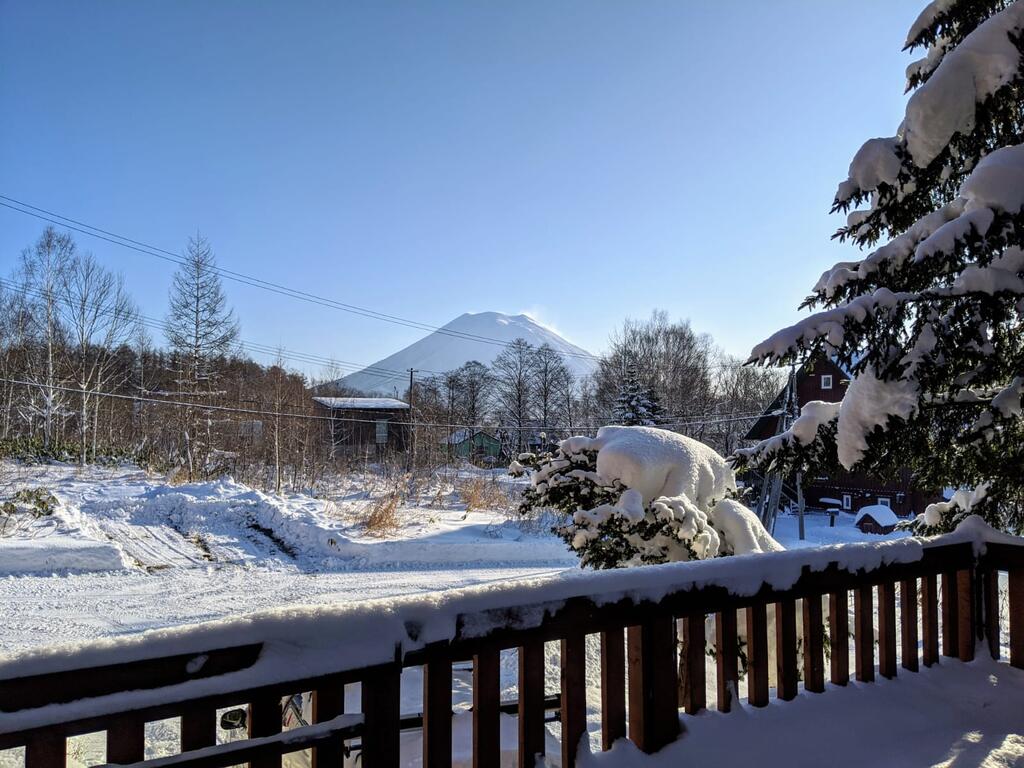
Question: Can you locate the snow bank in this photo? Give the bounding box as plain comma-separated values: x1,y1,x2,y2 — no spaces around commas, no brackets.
0,537,127,575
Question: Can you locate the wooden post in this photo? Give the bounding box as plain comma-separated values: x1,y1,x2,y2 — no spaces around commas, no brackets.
1010,568,1024,669
181,705,217,753
561,633,587,768
746,604,769,706
802,596,825,693
472,649,501,768
715,610,739,711
681,614,706,714
922,574,939,667
900,579,919,672
775,599,798,701
627,619,680,753
520,641,547,766
25,735,65,768
423,660,453,768
312,686,345,768
829,591,849,686
600,630,626,749
854,586,874,682
107,716,145,766
249,694,282,768
363,666,401,768
878,581,897,679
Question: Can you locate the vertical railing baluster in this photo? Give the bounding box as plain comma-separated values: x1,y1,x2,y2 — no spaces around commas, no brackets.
715,609,738,711
746,604,769,707
627,618,679,753
312,685,345,768
599,629,626,749
25,734,65,768
181,705,217,753
941,571,960,658
423,660,452,768
829,591,849,686
957,570,975,662
900,578,919,672
249,694,282,768
1009,567,1024,669
561,633,587,768
519,642,546,768
107,715,145,765
775,599,798,701
922,573,939,666
878,581,897,679
802,596,824,693
681,614,706,714
472,649,501,768
854,585,874,682
363,666,401,768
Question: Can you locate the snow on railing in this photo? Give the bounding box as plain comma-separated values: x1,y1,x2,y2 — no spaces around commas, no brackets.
1,520,1023,768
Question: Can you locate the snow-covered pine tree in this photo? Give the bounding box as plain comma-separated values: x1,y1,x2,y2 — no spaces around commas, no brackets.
735,0,1024,534
613,365,659,426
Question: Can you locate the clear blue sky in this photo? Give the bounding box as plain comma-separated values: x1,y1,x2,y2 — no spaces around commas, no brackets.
1,1,921,376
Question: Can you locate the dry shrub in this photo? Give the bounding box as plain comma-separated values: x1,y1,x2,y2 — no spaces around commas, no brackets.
456,476,512,514
363,491,402,537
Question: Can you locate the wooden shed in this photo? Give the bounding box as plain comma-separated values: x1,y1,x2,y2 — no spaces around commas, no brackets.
854,504,900,535
313,397,411,455
442,429,505,463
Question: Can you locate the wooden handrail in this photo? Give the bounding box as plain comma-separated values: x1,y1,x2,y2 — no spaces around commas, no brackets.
0,535,1022,768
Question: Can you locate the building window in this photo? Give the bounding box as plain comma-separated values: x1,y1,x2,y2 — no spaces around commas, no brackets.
878,497,891,508
375,420,388,445
821,374,833,390
842,494,852,510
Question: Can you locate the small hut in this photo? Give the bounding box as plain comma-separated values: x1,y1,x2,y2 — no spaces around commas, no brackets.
313,397,410,455
854,504,899,535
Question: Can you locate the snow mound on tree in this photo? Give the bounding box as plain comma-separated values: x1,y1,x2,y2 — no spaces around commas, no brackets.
565,426,735,508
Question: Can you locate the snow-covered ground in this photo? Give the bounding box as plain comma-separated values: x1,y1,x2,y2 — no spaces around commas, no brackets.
0,462,573,652
5,462,1006,768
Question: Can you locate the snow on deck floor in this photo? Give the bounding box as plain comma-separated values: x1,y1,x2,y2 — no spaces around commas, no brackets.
585,656,1024,768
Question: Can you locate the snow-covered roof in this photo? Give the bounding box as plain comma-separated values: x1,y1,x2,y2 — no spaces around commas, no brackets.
855,504,899,527
312,397,409,411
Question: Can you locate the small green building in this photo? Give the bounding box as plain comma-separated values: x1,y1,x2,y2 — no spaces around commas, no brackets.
443,429,505,462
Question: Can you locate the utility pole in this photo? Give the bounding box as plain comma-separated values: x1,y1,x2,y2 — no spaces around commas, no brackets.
407,368,417,472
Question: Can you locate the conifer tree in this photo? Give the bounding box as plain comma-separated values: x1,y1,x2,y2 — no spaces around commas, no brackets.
736,0,1024,534
613,365,659,426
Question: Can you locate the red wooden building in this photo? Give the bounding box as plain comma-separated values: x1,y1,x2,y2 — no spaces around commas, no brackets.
745,357,940,518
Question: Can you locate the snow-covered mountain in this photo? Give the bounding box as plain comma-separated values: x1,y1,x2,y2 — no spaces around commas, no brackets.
333,311,599,395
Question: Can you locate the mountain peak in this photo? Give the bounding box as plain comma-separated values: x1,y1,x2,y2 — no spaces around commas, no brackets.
335,311,598,395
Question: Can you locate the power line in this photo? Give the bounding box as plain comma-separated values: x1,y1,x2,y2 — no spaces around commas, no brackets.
0,275,771,426
0,194,759,374
1,377,768,432
0,196,610,362
0,277,441,381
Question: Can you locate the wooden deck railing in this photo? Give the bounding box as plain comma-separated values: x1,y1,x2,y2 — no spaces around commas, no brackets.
2,535,1023,768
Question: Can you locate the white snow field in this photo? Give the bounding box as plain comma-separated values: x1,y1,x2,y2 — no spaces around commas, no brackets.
0,462,573,652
